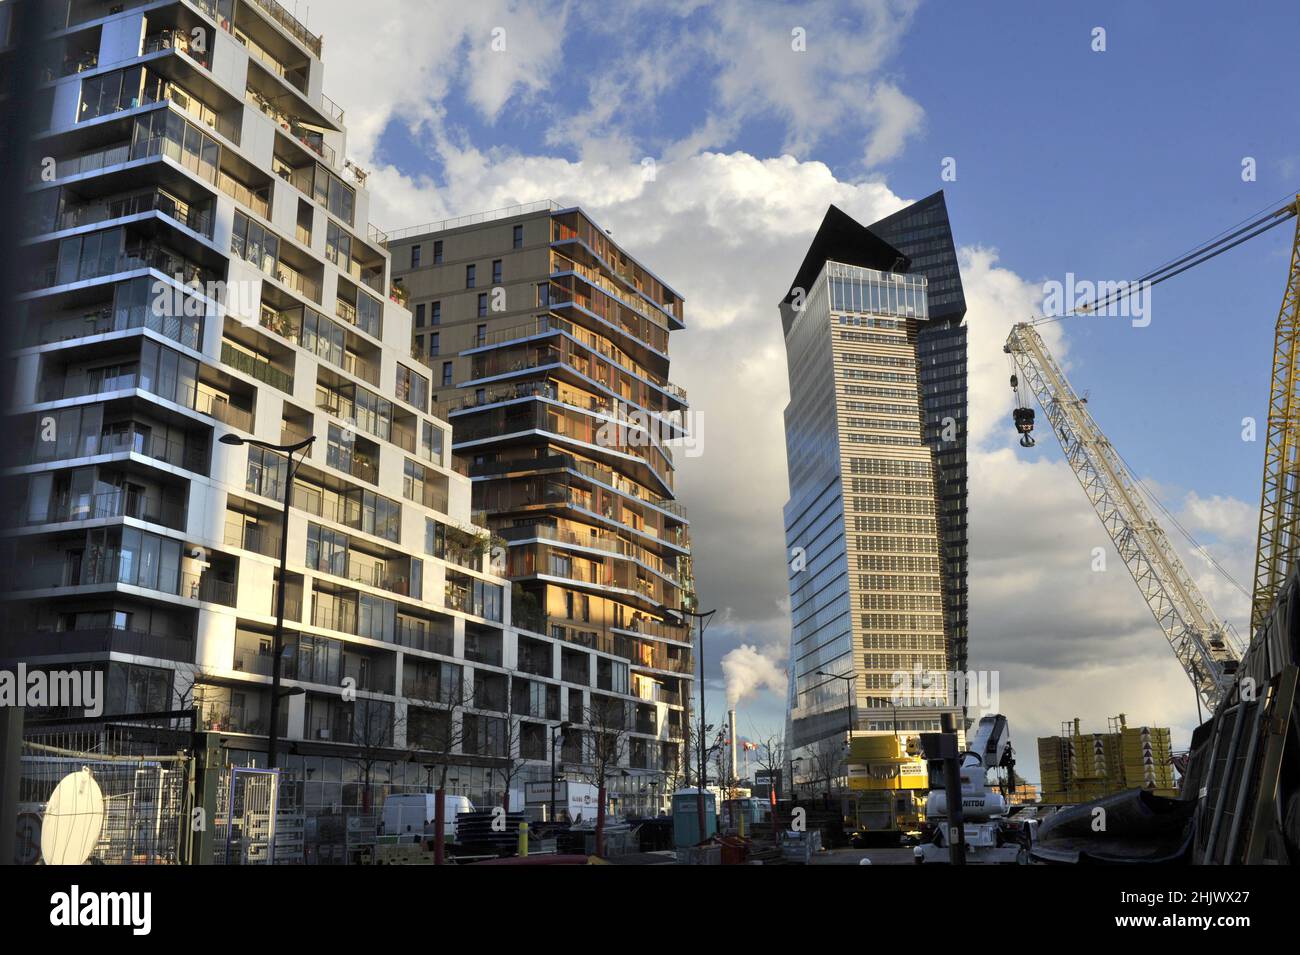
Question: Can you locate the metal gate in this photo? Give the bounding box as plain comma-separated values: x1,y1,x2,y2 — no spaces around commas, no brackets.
17,724,192,865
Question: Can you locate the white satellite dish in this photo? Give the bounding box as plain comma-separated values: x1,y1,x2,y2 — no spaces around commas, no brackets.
40,767,104,865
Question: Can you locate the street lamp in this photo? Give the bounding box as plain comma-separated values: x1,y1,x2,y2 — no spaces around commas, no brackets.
219,432,315,769
678,607,716,843
817,669,857,805
550,720,572,823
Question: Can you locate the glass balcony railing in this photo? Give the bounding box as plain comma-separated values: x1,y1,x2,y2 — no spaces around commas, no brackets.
39,188,214,239
12,489,184,530
221,341,294,394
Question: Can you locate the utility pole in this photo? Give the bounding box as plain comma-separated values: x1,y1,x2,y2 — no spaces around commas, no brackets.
218,433,314,769
679,608,716,843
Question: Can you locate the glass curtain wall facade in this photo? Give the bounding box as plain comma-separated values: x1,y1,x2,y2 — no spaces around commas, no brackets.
781,206,961,792
864,192,968,675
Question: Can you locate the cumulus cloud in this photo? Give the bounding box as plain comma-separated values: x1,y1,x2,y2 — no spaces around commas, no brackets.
301,0,1258,783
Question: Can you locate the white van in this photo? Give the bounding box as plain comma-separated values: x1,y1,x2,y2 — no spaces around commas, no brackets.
381,794,474,843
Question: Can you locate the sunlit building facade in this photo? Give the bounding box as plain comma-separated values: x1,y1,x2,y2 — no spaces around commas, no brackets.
780,206,960,792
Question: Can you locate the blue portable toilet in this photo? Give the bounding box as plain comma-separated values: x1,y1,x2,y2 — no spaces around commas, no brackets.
672,788,718,847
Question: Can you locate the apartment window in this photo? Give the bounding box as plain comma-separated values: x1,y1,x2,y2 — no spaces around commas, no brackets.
466,264,476,288
410,245,421,269
325,221,352,270
79,67,145,122
513,224,523,249
475,324,487,347
476,293,488,318
442,362,453,387
429,332,439,356
396,364,430,412
410,557,423,600
433,240,443,264
312,164,355,226
355,291,382,338
231,212,280,276
415,303,425,327
492,259,502,284
422,421,445,463
431,301,441,325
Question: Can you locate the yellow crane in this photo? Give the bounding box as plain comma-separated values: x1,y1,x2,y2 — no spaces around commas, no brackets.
1251,198,1300,632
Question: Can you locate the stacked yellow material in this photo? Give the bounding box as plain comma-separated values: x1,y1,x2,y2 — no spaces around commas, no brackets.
1038,719,1178,803
1121,725,1177,796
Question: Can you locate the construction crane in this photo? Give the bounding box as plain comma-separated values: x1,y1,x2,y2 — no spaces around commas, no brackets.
1005,323,1240,710
1251,199,1300,633
1003,195,1300,713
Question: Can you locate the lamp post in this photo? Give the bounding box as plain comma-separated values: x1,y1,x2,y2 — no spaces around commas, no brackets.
550,720,572,824
679,607,716,844
219,432,314,770
816,669,858,800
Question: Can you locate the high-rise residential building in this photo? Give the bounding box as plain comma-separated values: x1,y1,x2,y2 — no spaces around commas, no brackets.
2,0,672,859
780,205,960,789
387,201,695,793
864,192,968,675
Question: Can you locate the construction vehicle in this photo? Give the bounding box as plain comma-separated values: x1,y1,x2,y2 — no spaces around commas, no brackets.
913,714,1033,863
845,733,928,845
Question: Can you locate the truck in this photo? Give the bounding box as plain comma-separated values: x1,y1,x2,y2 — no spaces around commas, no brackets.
518,781,603,824
380,793,474,843
913,714,1033,864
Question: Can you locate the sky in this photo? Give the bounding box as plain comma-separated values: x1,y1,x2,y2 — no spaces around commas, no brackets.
300,0,1300,783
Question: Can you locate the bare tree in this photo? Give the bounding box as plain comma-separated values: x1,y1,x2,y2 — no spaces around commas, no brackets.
752,731,786,842
578,695,629,857
495,710,528,812
342,698,400,814
406,677,472,865
810,737,842,805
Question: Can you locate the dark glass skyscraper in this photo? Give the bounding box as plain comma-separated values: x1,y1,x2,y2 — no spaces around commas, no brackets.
865,192,968,676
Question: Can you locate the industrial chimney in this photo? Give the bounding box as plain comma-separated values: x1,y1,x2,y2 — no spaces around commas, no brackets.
729,709,738,783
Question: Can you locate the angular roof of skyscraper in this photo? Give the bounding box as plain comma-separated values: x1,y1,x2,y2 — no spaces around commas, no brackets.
781,205,910,336
865,190,966,324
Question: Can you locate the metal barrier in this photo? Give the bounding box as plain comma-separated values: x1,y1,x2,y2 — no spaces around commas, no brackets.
16,721,193,865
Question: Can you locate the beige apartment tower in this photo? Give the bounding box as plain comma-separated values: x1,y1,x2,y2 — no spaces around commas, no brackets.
388,201,695,786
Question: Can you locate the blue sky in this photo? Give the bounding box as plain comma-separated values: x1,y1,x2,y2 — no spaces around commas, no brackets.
314,0,1300,777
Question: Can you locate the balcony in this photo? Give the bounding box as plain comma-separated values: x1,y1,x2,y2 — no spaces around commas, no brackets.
142,28,211,69
38,188,215,240
34,424,209,474
224,516,282,559
13,488,184,530
246,88,335,166
4,627,194,663
29,241,219,294
242,0,323,57
221,340,295,394
31,299,203,352
180,571,238,606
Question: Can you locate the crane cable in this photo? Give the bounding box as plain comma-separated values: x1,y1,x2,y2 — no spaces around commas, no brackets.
1011,193,1300,619
1028,193,1299,327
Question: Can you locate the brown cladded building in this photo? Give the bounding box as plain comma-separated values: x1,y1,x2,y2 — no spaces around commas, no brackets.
387,201,695,784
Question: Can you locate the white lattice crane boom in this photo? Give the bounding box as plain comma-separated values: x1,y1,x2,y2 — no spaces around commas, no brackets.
1004,323,1240,710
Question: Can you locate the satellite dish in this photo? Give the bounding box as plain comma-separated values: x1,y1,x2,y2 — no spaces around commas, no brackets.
41,767,104,865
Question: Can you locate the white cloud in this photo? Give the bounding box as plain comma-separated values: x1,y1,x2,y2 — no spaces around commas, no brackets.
298,0,1256,785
